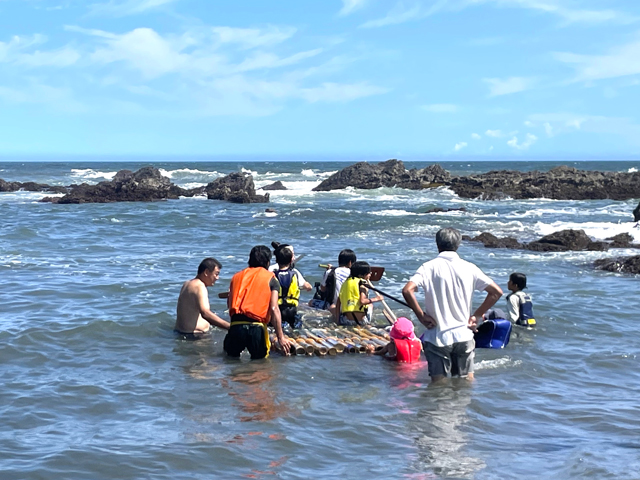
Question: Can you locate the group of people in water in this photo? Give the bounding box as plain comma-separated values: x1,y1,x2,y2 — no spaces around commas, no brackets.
175,227,535,382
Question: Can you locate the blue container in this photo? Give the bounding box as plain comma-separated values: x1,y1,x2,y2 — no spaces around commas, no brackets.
474,319,512,349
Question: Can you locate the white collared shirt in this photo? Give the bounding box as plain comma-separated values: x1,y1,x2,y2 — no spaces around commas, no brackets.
409,251,492,347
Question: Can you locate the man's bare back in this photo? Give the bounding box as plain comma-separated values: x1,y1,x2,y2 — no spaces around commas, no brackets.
175,262,230,334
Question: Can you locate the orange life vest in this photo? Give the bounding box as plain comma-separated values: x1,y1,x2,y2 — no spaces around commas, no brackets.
229,267,275,324
394,338,422,363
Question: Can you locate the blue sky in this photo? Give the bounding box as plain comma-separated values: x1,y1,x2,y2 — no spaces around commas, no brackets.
1,0,639,158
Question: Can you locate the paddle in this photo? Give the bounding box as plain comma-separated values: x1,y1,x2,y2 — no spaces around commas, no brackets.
364,283,411,308
318,264,385,282
365,279,396,325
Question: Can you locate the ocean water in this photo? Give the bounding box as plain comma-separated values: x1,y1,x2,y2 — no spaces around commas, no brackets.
1,159,639,479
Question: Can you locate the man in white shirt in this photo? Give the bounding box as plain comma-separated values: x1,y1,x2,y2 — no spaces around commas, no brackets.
402,228,502,382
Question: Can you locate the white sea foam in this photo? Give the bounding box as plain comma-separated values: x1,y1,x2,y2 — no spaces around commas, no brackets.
70,168,117,181
241,167,258,176
158,168,220,179
628,167,638,173
301,169,317,177
370,209,420,217
110,218,123,223
475,357,522,370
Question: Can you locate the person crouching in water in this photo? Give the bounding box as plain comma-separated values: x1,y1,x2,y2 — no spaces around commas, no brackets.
506,272,536,327
335,261,383,326
270,242,312,329
375,317,423,363
224,246,291,359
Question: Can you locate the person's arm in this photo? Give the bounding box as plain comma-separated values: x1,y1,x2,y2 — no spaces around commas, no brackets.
402,281,437,329
296,270,313,291
469,282,503,330
269,289,291,354
359,285,382,306
334,296,341,323
197,283,230,330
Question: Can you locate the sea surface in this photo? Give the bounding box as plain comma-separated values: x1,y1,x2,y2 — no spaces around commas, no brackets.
1,159,639,479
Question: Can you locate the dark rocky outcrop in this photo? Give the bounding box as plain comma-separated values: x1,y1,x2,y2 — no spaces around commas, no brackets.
312,159,451,192
449,166,640,200
634,201,640,222
43,167,186,204
204,172,269,204
310,160,640,201
606,233,637,248
0,178,66,194
470,233,523,249
261,181,287,191
423,207,467,214
525,229,609,252
594,255,640,274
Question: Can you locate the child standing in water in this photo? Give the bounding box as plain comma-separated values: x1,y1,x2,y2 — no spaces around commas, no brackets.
375,317,423,363
335,261,383,326
506,272,536,327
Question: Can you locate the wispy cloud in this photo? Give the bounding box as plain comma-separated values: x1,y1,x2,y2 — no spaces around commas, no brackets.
554,38,640,82
484,76,536,96
463,0,636,25
471,132,481,139
507,133,537,150
421,103,458,113
485,129,503,137
0,34,80,67
360,3,422,28
454,141,467,151
89,0,180,17
339,0,367,16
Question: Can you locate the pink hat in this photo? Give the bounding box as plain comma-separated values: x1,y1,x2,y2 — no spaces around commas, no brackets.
390,317,415,340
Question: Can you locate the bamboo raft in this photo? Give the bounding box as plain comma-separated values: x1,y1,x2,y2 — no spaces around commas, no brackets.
269,326,391,357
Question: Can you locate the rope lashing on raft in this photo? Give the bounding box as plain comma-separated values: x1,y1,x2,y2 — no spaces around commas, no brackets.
269,326,393,356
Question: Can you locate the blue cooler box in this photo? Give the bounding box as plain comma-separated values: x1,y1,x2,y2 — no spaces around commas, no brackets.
474,319,512,349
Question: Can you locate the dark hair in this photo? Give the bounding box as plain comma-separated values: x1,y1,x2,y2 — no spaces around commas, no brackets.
436,228,461,252
338,249,357,267
248,245,272,269
350,260,370,278
271,241,293,266
510,272,527,290
198,257,222,275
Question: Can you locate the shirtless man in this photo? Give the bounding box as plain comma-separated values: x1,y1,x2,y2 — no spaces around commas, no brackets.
175,258,230,334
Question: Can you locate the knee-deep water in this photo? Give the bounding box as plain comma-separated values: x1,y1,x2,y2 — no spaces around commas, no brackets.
1,160,639,479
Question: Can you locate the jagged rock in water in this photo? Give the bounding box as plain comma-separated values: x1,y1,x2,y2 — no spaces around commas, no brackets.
525,229,608,252
634,201,640,222
423,207,467,214
261,181,287,191
470,233,523,249
42,166,186,204
594,255,640,274
448,166,640,200
205,172,269,204
1,178,66,194
312,159,450,191
606,233,635,248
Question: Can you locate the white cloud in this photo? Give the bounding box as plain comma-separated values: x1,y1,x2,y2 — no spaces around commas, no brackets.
0,81,84,112
299,82,388,102
0,34,80,67
544,122,553,137
471,132,481,139
339,0,367,16
484,76,535,96
485,129,503,137
421,103,458,113
89,0,179,17
554,38,640,82
507,133,537,150
463,0,635,25
454,141,467,151
212,26,296,50
360,3,422,28
524,120,534,127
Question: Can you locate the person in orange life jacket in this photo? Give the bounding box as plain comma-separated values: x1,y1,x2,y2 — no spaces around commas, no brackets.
223,246,291,359
506,272,536,327
375,317,423,363
269,241,312,329
175,257,230,336
308,249,356,318
335,261,383,326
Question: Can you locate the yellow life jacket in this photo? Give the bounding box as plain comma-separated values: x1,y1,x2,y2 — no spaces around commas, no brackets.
338,277,367,313
274,268,301,307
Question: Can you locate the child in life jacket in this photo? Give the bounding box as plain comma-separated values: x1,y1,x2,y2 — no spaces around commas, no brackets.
506,272,536,327
335,261,383,326
375,317,423,363
270,242,312,329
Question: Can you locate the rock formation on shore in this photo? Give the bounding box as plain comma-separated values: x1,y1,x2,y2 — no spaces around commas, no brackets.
594,255,640,274
634,201,640,222
0,179,67,194
261,181,287,191
312,159,451,191
312,160,640,201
